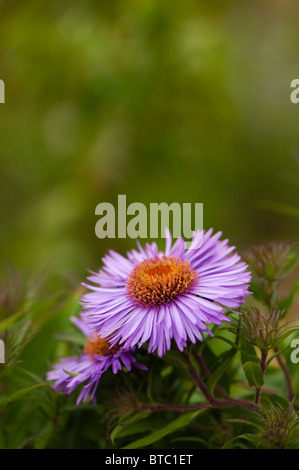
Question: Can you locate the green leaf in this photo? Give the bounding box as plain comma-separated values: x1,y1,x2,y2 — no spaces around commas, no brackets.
212,335,240,350
225,418,259,428
240,338,259,364
122,410,204,449
278,280,299,317
20,293,81,375
207,347,238,393
259,394,289,410
172,436,212,448
159,349,188,369
249,282,269,303
0,310,28,334
254,336,266,351
275,327,299,347
63,369,80,378
112,417,158,442
15,367,44,384
260,393,290,411
243,362,264,388
110,411,149,444
33,423,54,449
221,433,259,449
265,263,276,282
207,316,241,392
0,383,45,407
146,360,163,402
266,344,291,367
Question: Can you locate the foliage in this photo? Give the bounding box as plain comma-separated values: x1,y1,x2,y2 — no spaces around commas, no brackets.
0,242,298,449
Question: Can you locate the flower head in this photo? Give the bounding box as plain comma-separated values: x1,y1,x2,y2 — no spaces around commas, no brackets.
81,229,251,356
255,403,299,449
235,307,299,354
46,315,147,404
243,241,296,283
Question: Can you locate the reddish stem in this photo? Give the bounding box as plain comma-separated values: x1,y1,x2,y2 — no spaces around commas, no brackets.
181,351,256,410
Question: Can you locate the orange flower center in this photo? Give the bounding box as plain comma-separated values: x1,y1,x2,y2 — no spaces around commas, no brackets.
126,255,198,307
84,333,119,358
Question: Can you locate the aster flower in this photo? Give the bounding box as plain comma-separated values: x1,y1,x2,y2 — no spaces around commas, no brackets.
46,315,147,404
81,229,251,357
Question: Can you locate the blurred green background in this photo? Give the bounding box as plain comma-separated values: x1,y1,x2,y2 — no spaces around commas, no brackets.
1,0,299,285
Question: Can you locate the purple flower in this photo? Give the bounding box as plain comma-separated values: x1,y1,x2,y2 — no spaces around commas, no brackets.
46,315,147,404
81,229,251,357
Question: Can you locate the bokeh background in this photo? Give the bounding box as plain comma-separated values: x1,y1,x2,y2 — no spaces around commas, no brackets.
1,0,299,285
1,0,299,450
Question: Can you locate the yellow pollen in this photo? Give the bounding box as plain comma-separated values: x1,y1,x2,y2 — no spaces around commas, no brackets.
126,255,198,307
84,333,119,358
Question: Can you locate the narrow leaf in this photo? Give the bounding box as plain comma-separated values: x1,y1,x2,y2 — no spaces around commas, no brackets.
0,310,28,334
207,347,237,392
122,410,204,449
0,383,45,407
278,280,299,316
